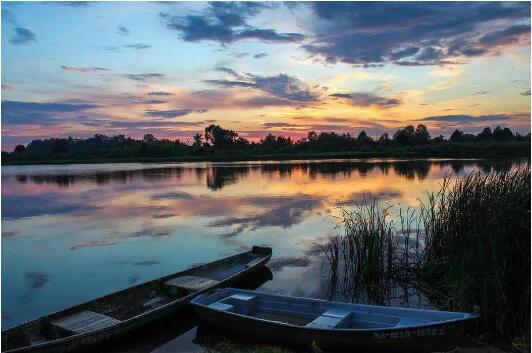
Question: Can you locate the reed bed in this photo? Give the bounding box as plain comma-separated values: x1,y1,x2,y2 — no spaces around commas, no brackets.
320,166,530,348
421,166,530,346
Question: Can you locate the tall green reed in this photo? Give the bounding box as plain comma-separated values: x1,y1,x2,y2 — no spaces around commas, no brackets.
320,166,530,346
421,166,530,343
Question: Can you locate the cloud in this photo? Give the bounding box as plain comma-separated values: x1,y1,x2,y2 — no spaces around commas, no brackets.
94,45,122,52
144,109,207,118
253,52,268,59
46,1,90,7
10,27,37,45
472,90,490,96
303,2,530,67
124,43,151,50
61,65,111,72
208,195,322,234
117,25,130,35
2,100,100,125
106,120,205,129
148,91,174,96
132,99,167,104
262,122,298,128
521,89,531,96
269,256,311,271
206,68,322,103
1,84,15,90
123,73,166,81
478,24,531,46
420,114,515,124
160,2,304,44
2,9,17,26
330,92,401,109
71,240,117,251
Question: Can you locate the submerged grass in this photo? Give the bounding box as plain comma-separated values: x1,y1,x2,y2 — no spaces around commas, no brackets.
321,166,530,348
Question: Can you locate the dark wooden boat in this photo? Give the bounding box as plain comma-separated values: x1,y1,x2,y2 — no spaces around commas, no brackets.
191,288,479,353
2,247,272,353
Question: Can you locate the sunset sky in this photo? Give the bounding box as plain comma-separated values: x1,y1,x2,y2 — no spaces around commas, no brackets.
2,1,531,150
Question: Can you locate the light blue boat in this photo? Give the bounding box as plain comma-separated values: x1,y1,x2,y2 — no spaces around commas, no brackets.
191,288,480,352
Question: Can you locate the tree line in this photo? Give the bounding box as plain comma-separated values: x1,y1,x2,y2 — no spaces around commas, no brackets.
3,124,530,162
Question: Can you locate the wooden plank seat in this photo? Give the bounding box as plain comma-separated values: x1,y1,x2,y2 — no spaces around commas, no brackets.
164,275,219,293
220,294,257,315
306,308,352,329
49,310,121,334
208,302,235,312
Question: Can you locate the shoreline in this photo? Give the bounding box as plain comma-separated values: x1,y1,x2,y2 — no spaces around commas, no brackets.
3,148,530,166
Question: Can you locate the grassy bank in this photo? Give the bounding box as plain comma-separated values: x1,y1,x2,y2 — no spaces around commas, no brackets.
3,141,530,165
320,166,530,350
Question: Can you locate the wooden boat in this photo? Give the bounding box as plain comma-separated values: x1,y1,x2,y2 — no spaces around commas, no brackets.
191,288,480,353
2,246,272,353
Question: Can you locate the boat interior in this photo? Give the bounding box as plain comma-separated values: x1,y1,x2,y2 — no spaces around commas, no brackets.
2,250,268,351
194,288,470,330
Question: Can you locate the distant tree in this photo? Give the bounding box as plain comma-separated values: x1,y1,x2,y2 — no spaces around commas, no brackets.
432,135,445,143
476,127,493,141
393,125,416,146
204,124,239,149
378,133,390,143
192,133,203,148
449,129,464,143
356,130,373,148
143,134,156,142
493,126,514,142
14,145,26,154
414,124,430,144
307,131,318,143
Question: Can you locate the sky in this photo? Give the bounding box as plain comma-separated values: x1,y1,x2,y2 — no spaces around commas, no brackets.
1,1,531,150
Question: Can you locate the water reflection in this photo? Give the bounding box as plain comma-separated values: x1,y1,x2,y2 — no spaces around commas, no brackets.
93,267,273,353
4,159,520,189
2,159,526,334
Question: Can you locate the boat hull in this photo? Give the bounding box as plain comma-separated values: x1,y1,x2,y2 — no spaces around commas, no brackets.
194,305,472,353
191,288,478,353
2,247,272,353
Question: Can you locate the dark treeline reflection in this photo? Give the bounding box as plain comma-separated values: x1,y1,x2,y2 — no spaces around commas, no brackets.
10,159,522,189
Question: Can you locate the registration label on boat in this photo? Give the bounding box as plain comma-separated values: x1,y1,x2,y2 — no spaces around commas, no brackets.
372,324,456,340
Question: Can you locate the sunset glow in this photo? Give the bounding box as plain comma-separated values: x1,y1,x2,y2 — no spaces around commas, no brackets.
2,1,531,150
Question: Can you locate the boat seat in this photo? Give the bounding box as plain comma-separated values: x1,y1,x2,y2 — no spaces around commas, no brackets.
49,310,121,334
306,308,352,329
208,302,235,312
221,294,257,315
164,275,219,294
244,257,262,269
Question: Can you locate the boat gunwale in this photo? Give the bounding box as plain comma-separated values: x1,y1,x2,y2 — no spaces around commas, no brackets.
191,288,480,333
2,249,272,353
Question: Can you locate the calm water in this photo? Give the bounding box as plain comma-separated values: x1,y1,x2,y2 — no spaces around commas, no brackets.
1,158,524,350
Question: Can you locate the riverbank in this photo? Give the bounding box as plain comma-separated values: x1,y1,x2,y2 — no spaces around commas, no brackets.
2,141,530,165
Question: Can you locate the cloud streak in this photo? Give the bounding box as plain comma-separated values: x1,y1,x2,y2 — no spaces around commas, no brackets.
10,27,37,45
61,65,111,73
144,108,208,118
2,100,100,125
330,92,401,109
206,67,322,104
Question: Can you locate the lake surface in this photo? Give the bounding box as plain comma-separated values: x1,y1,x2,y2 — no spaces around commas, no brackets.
1,158,525,351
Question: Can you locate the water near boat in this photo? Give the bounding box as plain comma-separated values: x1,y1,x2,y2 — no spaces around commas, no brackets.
2,159,526,351
191,288,479,352
2,247,271,353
